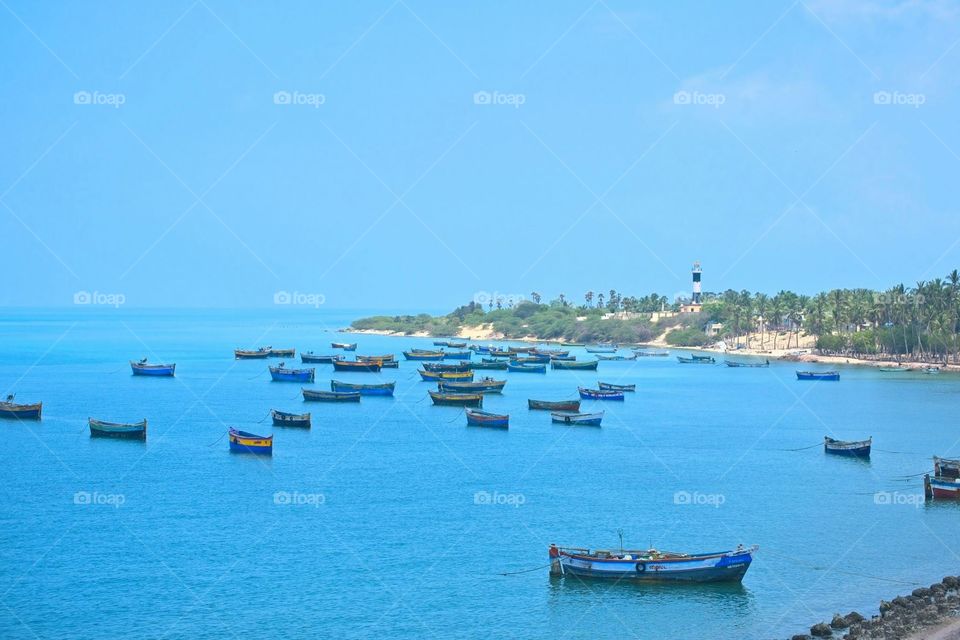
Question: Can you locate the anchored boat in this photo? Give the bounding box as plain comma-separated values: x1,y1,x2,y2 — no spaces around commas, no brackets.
428,390,483,406
548,544,758,583
578,387,624,401
551,359,599,371
403,350,445,361
465,408,508,428
272,410,311,427
598,382,635,392
89,418,147,440
796,371,840,381
507,362,546,373
677,355,715,364
300,352,343,364
130,358,176,376
424,361,472,373
551,411,603,426
330,380,395,396
0,395,42,420
528,399,580,411
332,360,381,373
269,348,295,358
438,378,506,394
228,428,273,454
302,389,361,402
824,436,871,458
725,360,769,368
419,369,473,382
269,364,316,382
235,347,271,359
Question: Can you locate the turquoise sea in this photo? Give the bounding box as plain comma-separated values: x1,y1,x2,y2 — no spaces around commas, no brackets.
1,308,958,639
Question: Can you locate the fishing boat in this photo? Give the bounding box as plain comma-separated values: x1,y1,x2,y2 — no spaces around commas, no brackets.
925,457,960,499
470,360,508,370
561,342,585,347
443,350,473,360
0,395,42,420
548,544,759,583
691,354,714,361
419,369,473,382
511,354,551,364
551,411,603,426
332,360,381,373
725,360,770,368
677,356,715,364
428,390,483,406
595,354,636,361
923,367,941,375
403,350,445,361
272,410,311,427
824,436,871,457
487,349,512,358
269,364,316,382
302,388,360,402
447,342,467,349
300,352,342,364
378,360,399,368
465,408,508,428
507,346,536,354
934,457,960,478
130,358,176,376
331,342,357,351
469,345,491,354
438,378,506,393
433,340,450,347
89,418,147,440
356,354,396,362
235,347,271,359
269,348,295,358
585,346,617,354
878,366,908,373
507,362,547,373
579,387,625,401
634,350,669,357
533,348,569,357
423,361,472,373
796,371,840,381
551,360,599,371
228,428,273,454
550,355,577,361
330,380,395,396
528,399,580,411
598,382,636,392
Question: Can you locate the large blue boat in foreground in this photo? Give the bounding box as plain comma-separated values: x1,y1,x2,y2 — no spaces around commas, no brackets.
549,543,758,583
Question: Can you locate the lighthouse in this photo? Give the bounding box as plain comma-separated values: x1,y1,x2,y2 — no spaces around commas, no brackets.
692,261,702,306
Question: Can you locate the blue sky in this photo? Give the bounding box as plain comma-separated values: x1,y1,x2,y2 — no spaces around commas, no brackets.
2,0,959,309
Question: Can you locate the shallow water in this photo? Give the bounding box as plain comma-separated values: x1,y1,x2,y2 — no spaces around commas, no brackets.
0,308,957,639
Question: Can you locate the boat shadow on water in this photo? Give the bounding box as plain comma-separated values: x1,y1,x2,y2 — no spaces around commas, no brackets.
546,573,754,607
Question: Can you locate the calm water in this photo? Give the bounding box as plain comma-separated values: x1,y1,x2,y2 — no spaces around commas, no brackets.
1,308,958,639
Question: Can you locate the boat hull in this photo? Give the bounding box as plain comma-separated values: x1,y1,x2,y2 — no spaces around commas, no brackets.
130,363,176,376
272,411,311,427
303,389,361,402
465,409,508,428
824,437,871,458
551,411,603,426
0,402,42,420
330,381,395,396
332,361,381,373
579,388,624,401
89,419,147,440
550,546,756,584
796,372,840,381
528,399,580,411
228,429,273,455
269,368,316,382
551,361,599,371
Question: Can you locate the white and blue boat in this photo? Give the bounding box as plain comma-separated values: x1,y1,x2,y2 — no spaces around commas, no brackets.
796,370,839,381
549,543,758,583
330,380,395,396
824,436,871,458
269,364,315,383
130,358,176,376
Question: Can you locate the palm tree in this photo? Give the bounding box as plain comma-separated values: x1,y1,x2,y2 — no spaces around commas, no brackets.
754,293,768,349
585,291,594,308
597,293,605,309
530,292,542,305
769,295,784,350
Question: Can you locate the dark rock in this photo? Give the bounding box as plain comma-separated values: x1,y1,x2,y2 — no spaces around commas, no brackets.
830,614,848,629
879,600,893,615
791,635,812,640
811,622,833,637
913,587,933,598
944,576,960,588
932,583,947,595
892,595,912,608
844,611,865,626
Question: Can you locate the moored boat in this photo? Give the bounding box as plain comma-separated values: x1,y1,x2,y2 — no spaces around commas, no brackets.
824,436,871,457
356,354,396,362
878,366,907,373
465,408,508,428
446,342,467,349
0,395,42,420
428,390,483,406
272,410,311,427
595,354,636,361
438,378,506,393
585,346,617,353
923,367,941,375
796,371,840,381
330,380,395,396
532,348,569,357
548,544,759,583
269,348,295,358
926,458,960,499
469,360,508,370
331,342,357,351
550,411,603,426
528,399,580,411
598,382,636,392
423,361,472,373
561,342,585,347
300,352,343,364
403,350,445,361
269,364,316,382
332,360,381,373
228,428,273,454
419,369,474,382
130,358,176,376
633,350,669,357
89,418,147,440
511,354,551,364
487,349,512,358
725,360,769,368
507,362,547,373
579,387,624,400
677,355,715,364
235,347,271,359
302,388,361,402
442,350,472,360
551,360,598,371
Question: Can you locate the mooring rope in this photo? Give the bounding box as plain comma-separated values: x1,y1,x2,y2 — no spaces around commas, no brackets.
778,442,823,451
445,408,465,423
255,411,272,424
762,549,924,586
500,562,553,576
207,430,228,447
246,370,267,381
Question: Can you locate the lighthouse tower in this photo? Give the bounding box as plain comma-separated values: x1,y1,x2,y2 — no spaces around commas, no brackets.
692,261,702,306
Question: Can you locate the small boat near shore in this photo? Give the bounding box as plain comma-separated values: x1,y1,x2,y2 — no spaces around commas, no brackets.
130,358,176,376
725,360,769,368
302,388,361,402
633,350,669,357
331,380,395,396
548,544,758,583
89,418,147,440
551,360,598,371
269,348,295,358
269,364,316,382
300,352,342,364
443,350,472,360
923,367,941,375
824,436,871,458
419,369,473,382
0,395,42,420
551,411,603,426
228,428,272,454
579,387,624,400
332,360,381,373
528,399,580,411
331,342,357,351
428,390,483,406
439,378,506,394
357,354,396,362
561,342,585,347
507,362,547,373
465,408,508,428
470,360,508,370
925,457,960,500
272,410,311,427
595,354,636,361
796,371,840,381
511,354,551,364
403,350,445,361
598,382,635,392
235,347,270,359
585,346,617,354
678,355,715,364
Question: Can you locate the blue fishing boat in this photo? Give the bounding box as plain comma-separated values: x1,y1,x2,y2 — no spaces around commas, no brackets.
0,395,42,420
465,408,508,428
330,380,395,396
511,354,550,364
272,410,311,428
443,350,472,360
677,355,715,364
269,364,316,383
130,358,176,376
549,544,758,583
551,411,603,426
598,382,635,392
228,428,273,454
423,361,472,373
89,418,147,440
470,360,508,370
579,387,624,400
551,359,598,371
332,360,381,373
507,362,546,373
300,352,342,364
796,371,840,381
438,378,506,393
585,346,617,353
403,350,445,361
419,369,473,382
824,436,871,457
302,388,361,402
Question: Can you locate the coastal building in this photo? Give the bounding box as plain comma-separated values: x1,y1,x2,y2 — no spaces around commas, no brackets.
679,261,704,313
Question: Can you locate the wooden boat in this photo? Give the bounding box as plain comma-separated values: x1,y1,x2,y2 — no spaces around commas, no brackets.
378,360,399,368
332,360,381,373
433,340,450,346
532,348,569,357
438,378,506,393
677,355,715,364
403,350,445,361
235,347,270,359
269,364,316,382
487,349,512,358
419,369,473,382
469,345,491,354
585,346,617,353
428,390,483,406
579,387,624,400
725,360,769,368
356,354,396,362
926,457,960,499
269,348,295,357
446,342,467,349
507,362,547,373
548,544,759,583
550,355,577,361
442,350,472,360
691,354,714,362
465,408,508,428
130,358,176,376
423,361,472,373
878,366,908,373
302,388,360,402
511,354,550,364
331,342,357,351
934,456,960,478
634,350,669,357
330,380,395,396
598,382,636,392
551,360,598,371
923,367,941,375
824,436,871,457
228,428,272,454
0,395,42,420
561,342,585,347
272,410,311,427
528,399,580,411
796,371,839,381
595,354,636,361
300,352,342,363
507,346,536,354
89,418,146,440
469,360,508,370
551,411,603,426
